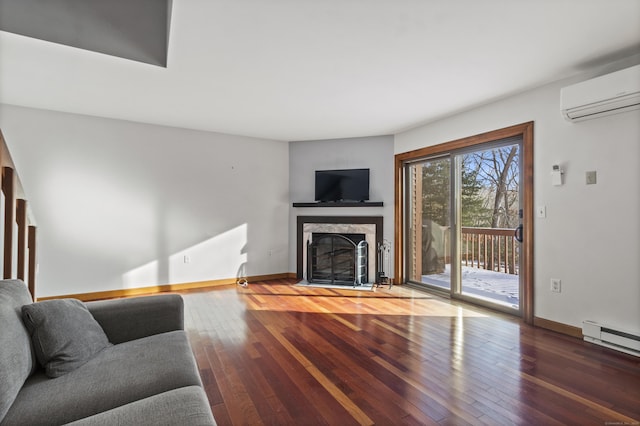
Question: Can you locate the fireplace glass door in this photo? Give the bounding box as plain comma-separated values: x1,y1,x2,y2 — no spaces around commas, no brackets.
308,234,365,285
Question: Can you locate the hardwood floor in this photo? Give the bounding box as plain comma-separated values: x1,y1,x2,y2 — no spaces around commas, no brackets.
181,279,640,425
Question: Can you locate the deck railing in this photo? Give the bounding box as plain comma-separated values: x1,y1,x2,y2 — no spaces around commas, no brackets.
461,227,518,275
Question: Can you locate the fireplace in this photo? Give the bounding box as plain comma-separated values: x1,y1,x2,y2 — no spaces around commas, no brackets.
308,233,367,285
296,216,383,284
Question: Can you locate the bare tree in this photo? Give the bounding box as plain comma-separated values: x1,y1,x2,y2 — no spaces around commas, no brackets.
491,146,518,228
468,145,519,228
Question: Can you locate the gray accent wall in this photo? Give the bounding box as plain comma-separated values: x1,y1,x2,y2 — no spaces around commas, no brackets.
288,135,395,279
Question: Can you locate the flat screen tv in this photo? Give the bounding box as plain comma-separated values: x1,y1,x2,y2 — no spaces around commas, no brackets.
315,168,370,202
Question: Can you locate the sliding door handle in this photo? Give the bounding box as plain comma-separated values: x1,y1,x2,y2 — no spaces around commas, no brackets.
514,224,523,243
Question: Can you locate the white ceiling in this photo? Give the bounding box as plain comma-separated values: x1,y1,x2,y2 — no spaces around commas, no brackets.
1,0,639,142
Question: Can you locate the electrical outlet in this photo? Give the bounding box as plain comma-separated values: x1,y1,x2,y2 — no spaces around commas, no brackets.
550,278,561,293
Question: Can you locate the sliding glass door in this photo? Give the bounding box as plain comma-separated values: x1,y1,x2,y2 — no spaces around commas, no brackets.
406,156,452,289
404,137,523,314
457,142,521,310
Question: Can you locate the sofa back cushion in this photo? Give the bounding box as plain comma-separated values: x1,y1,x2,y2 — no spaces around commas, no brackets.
0,280,36,422
22,299,112,378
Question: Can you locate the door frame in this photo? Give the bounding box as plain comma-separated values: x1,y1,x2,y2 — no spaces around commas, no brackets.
394,122,534,324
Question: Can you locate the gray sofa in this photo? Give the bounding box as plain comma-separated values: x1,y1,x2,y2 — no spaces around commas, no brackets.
0,279,216,425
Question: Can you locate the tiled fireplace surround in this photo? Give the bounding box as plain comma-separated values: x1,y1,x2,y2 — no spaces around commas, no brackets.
296,216,384,284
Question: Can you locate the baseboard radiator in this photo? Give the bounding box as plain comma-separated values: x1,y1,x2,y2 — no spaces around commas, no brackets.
582,320,640,357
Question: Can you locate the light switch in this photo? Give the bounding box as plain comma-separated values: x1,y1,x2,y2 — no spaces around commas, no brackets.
586,171,597,185
536,206,547,218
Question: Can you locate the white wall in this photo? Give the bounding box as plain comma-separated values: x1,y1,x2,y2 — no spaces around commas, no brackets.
0,104,290,298
395,60,640,333
288,135,395,277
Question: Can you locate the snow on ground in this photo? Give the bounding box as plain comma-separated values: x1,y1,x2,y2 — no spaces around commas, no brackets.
422,264,519,308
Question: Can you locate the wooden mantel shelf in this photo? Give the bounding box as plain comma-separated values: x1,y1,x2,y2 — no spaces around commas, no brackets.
292,201,383,208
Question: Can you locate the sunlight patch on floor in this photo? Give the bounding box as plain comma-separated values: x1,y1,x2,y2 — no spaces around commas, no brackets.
238,284,489,318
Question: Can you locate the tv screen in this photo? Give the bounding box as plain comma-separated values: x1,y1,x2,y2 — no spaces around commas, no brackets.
315,168,370,202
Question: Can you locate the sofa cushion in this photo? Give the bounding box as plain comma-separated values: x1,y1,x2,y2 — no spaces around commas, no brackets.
2,330,203,426
66,386,216,426
21,298,112,378
0,280,36,423
87,294,184,344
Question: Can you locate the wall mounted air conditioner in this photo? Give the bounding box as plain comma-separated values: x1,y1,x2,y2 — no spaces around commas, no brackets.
582,320,640,357
560,64,640,122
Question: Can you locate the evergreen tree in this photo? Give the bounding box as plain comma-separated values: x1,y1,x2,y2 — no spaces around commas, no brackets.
420,157,486,227
460,156,488,227
421,159,450,226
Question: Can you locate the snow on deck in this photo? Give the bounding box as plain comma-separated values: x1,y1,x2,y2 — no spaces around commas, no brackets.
422,264,519,308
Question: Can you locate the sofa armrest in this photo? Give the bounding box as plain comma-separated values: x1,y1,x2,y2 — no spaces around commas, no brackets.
87,294,184,344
